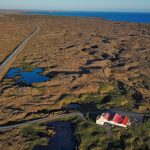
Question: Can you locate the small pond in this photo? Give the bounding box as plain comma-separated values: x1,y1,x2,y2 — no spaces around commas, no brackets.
34,121,78,150
5,68,49,85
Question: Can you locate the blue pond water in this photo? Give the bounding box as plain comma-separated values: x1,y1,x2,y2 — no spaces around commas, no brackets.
6,68,49,85
27,11,150,23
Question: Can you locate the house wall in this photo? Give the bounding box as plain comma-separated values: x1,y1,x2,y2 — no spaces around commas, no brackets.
96,116,129,128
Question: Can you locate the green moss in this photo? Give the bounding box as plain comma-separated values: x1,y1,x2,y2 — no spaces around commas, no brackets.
98,82,114,94
33,86,47,93
96,81,136,110
73,117,150,150
22,124,47,139
32,112,149,150
47,79,149,150
80,94,105,111
109,119,150,150
54,96,80,109
19,61,35,71
25,138,48,150
107,95,135,109
72,118,108,150
53,81,136,112
21,124,54,150
55,81,137,113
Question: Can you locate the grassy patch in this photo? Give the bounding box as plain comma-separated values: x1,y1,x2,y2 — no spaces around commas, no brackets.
109,119,150,150
55,81,137,112
21,110,150,150
24,138,48,150
78,89,135,112
97,81,136,110
54,96,80,109
19,61,35,71
79,94,106,111
69,116,150,150
21,123,55,150
98,82,114,94
73,118,108,150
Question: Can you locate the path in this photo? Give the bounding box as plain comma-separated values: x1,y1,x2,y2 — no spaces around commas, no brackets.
0,112,84,131
0,14,14,21
0,26,39,80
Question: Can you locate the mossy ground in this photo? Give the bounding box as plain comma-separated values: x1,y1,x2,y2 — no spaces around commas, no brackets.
21,123,55,150
63,81,139,112
18,61,36,71
60,115,150,150
16,81,150,150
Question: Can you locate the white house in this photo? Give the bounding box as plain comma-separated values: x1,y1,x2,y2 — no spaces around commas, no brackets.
96,112,131,128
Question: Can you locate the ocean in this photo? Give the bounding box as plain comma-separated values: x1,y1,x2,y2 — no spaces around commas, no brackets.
27,11,150,23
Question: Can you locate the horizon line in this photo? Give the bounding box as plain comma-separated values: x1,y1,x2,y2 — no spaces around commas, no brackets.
0,8,150,13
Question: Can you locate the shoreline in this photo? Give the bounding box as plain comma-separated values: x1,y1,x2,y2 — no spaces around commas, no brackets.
0,9,150,24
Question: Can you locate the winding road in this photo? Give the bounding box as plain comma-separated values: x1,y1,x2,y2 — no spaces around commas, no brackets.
0,112,85,131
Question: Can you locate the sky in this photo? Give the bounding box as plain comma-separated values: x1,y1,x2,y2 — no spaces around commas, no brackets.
0,0,150,12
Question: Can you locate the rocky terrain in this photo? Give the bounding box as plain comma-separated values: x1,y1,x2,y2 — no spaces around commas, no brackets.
0,14,150,150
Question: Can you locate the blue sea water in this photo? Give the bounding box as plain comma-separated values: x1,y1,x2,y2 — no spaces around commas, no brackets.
27,11,150,23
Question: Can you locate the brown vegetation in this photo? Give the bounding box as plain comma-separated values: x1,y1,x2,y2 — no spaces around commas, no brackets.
0,14,150,150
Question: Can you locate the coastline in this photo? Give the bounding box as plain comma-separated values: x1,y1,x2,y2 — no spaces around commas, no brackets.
1,9,150,23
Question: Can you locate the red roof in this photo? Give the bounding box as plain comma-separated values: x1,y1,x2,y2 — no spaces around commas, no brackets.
122,117,129,125
103,113,114,121
103,113,110,120
113,114,123,123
